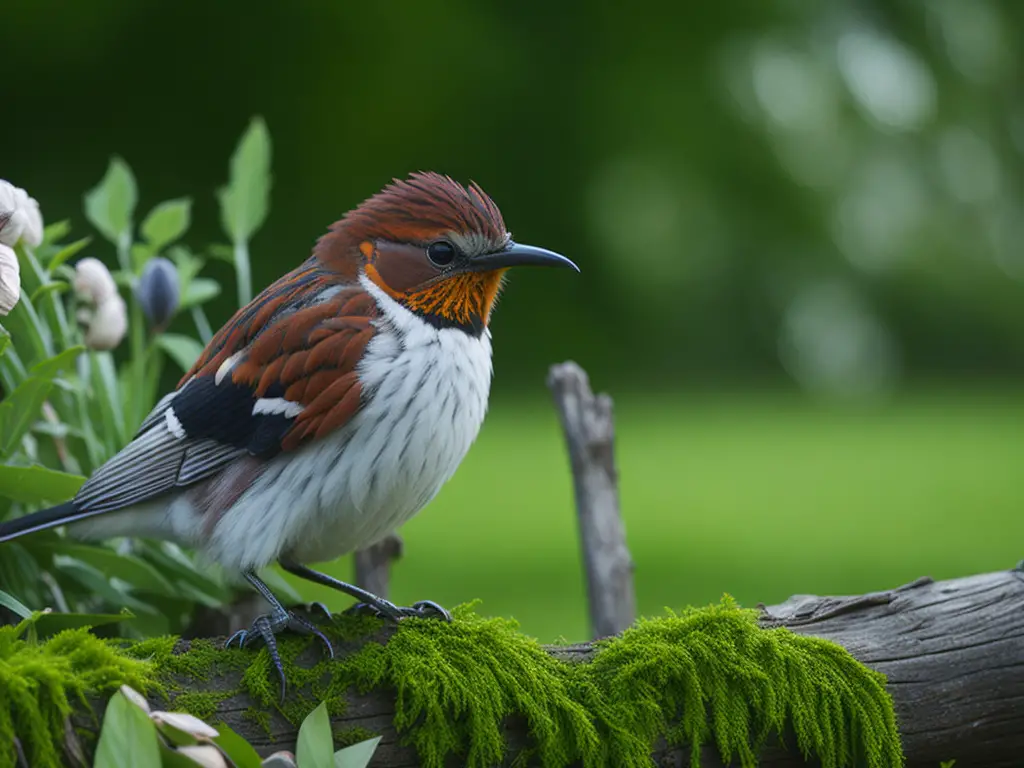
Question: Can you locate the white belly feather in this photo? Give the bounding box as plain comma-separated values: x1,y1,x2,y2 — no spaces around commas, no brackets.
205,276,493,571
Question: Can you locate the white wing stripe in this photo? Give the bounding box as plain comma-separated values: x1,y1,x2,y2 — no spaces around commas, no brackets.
165,408,186,439
253,398,304,418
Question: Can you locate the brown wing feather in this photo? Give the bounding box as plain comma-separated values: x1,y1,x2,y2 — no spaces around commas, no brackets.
220,285,379,452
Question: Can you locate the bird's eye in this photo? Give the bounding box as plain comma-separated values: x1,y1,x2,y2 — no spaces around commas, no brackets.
426,240,457,267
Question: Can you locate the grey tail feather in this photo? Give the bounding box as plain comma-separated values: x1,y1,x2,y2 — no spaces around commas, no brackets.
0,501,95,543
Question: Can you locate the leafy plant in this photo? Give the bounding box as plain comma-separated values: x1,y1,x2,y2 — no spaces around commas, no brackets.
0,118,277,637
94,692,379,768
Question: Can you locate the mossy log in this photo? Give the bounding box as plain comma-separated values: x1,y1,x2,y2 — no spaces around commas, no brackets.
79,567,1022,767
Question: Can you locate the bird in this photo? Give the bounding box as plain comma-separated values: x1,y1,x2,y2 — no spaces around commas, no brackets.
0,172,578,692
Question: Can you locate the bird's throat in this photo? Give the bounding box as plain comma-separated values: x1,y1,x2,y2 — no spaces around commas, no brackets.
369,267,507,335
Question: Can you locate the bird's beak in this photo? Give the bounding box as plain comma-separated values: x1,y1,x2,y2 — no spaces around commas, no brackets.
470,242,580,273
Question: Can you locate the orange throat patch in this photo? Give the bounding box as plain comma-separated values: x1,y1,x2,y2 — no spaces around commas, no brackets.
403,269,507,327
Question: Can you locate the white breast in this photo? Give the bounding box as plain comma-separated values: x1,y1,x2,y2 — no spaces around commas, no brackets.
206,275,493,571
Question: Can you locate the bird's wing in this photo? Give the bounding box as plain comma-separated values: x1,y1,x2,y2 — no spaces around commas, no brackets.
74,266,379,516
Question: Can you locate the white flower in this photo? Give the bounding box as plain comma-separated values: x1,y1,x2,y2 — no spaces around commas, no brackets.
81,294,127,350
174,746,228,768
73,257,119,304
0,179,44,248
150,711,220,740
0,243,20,316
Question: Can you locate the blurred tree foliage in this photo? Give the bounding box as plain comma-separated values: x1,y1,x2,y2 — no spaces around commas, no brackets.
2,0,1022,396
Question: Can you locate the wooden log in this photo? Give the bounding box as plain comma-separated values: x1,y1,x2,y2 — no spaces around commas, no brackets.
110,567,1024,767
546,361,636,639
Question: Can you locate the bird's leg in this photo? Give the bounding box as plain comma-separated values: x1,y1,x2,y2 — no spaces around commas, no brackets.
225,571,335,700
279,559,452,622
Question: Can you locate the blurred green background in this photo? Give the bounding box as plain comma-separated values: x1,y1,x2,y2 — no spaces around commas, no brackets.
3,1,1023,641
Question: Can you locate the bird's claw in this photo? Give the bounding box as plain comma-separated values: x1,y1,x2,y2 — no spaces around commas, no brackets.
346,597,452,623
223,608,335,702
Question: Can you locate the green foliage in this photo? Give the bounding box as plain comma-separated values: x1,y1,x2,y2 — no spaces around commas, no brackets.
0,121,270,635
140,199,192,254
83,157,138,254
93,689,161,768
218,116,272,246
217,116,272,306
296,701,334,768
332,734,381,768
0,617,155,768
0,464,84,504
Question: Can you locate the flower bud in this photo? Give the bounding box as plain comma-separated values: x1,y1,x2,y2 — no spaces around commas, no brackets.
73,257,118,305
0,242,20,316
81,294,127,350
73,257,127,350
136,257,180,329
0,179,44,248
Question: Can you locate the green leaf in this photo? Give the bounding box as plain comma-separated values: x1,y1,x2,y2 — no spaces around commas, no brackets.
85,156,138,247
179,277,221,309
94,689,161,768
29,280,70,303
218,117,271,244
0,587,31,618
0,327,10,357
31,345,84,377
156,333,204,373
92,350,127,448
37,543,176,596
42,219,72,247
158,743,205,767
0,464,85,503
0,377,54,455
29,610,134,639
212,724,263,768
296,701,334,768
142,198,192,252
134,541,231,604
206,243,235,264
169,246,203,283
131,243,154,272
334,737,381,768
48,236,92,271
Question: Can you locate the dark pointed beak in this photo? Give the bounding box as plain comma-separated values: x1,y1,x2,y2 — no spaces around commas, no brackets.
470,242,579,273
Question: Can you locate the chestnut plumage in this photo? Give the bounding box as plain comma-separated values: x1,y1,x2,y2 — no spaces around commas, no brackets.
0,172,577,696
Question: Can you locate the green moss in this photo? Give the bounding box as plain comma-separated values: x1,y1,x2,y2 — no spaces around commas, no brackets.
0,619,155,768
578,598,902,768
0,599,904,768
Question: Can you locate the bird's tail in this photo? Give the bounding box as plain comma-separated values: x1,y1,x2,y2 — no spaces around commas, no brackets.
0,501,87,543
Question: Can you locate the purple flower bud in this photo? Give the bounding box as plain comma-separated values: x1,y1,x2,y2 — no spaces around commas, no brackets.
136,257,180,329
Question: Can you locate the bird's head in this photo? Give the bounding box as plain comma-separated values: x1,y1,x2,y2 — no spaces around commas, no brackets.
313,172,577,333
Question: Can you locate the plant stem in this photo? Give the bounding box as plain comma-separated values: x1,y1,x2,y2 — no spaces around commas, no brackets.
233,239,252,307
191,306,213,345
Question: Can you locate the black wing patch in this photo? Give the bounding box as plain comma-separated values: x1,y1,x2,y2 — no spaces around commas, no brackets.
73,373,300,516
170,375,293,459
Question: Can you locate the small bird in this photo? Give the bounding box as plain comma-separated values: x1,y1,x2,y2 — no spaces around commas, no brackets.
0,172,577,689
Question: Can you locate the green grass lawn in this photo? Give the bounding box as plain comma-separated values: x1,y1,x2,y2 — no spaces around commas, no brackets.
283,389,1024,643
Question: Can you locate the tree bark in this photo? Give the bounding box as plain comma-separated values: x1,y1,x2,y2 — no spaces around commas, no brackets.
115,567,1024,767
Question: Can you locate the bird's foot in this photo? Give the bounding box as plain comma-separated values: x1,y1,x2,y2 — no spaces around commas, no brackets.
224,606,335,701
293,601,333,621
346,598,452,622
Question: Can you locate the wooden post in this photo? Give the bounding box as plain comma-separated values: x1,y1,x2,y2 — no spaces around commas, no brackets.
353,533,404,601
547,361,636,638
